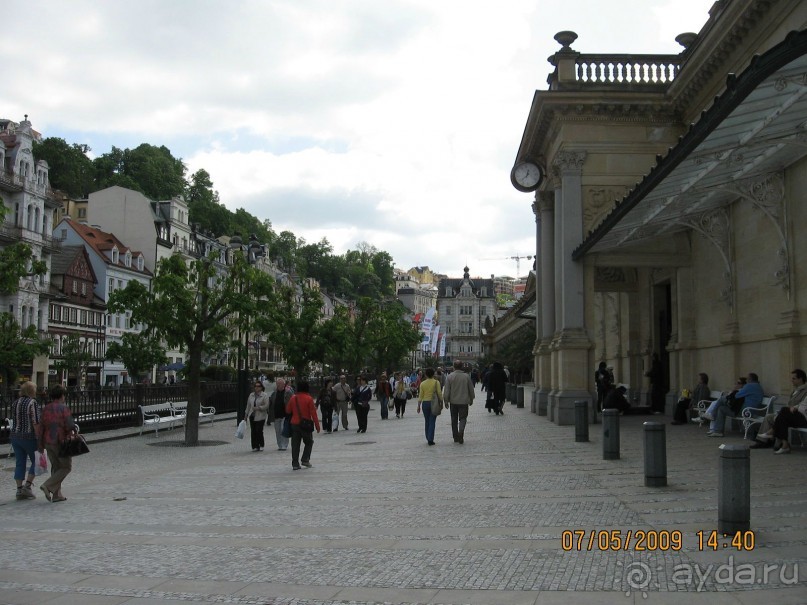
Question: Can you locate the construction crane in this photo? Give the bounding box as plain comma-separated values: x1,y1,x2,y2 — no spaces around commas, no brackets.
478,254,534,276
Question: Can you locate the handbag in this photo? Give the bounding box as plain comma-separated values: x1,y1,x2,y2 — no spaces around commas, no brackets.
430,385,443,417
235,419,247,439
281,416,291,438
294,396,315,432
59,434,90,457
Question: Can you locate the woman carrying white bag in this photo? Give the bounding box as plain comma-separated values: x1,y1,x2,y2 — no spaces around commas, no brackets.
242,381,271,451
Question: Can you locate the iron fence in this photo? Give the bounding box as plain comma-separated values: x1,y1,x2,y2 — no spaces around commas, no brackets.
0,381,240,445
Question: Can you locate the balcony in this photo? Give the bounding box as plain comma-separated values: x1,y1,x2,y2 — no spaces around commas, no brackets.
547,33,681,92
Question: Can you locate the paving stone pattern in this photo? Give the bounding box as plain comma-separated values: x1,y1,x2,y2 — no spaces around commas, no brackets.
0,385,805,604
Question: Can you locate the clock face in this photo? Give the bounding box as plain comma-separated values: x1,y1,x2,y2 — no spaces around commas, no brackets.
511,162,543,191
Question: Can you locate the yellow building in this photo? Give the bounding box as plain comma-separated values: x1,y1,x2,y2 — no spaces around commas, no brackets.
513,1,807,423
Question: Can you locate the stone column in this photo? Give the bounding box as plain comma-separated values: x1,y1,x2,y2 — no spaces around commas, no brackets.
551,151,592,425
534,192,554,416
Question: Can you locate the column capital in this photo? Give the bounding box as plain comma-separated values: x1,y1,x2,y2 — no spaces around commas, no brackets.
552,150,587,174
538,191,555,213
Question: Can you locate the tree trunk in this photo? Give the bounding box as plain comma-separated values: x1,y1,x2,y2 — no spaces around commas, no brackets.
184,338,204,446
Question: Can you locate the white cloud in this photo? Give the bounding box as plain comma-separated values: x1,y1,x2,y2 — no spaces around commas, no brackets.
5,0,714,278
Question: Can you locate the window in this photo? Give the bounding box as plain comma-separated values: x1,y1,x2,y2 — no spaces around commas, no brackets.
137,256,144,270
108,278,114,293
117,279,123,291
444,306,452,315
78,208,86,218
72,280,77,293
480,306,487,316
445,287,453,296
124,251,131,267
81,283,86,296
111,247,119,264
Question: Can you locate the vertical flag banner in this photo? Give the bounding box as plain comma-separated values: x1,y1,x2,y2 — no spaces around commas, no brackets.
422,307,435,351
430,325,440,354
439,333,447,358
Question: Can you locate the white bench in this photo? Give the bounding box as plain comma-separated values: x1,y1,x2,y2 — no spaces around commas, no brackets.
170,401,215,426
735,395,776,439
139,403,182,436
789,426,807,447
693,390,723,425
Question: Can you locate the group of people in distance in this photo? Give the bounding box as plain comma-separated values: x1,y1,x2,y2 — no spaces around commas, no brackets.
245,361,497,469
670,368,807,454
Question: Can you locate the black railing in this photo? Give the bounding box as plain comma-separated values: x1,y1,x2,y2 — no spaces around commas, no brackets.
0,381,240,445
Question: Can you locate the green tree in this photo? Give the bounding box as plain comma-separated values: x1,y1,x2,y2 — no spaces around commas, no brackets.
104,332,167,383
107,253,276,445
365,300,421,373
32,138,95,197
0,314,51,394
186,169,231,236
93,144,186,200
54,335,93,386
319,306,354,374
270,285,325,378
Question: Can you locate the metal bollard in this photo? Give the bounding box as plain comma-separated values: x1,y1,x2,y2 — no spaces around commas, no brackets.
718,444,750,533
517,386,525,408
574,400,589,442
602,409,620,459
643,422,667,487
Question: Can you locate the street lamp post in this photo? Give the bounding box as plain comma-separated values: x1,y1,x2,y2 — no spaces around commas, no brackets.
229,233,266,423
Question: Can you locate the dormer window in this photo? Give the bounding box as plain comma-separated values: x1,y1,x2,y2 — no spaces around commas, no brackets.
137,256,144,271
125,251,132,267
111,247,119,264
445,287,453,296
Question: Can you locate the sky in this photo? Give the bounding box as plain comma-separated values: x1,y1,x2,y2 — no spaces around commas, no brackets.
4,0,714,279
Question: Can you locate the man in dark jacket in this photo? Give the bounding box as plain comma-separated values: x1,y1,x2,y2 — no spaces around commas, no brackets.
486,362,507,415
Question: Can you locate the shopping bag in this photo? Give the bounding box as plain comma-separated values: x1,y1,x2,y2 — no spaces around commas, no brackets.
235,419,247,439
34,451,48,476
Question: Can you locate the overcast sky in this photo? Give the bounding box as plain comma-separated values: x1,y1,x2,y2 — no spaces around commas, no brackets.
5,0,713,279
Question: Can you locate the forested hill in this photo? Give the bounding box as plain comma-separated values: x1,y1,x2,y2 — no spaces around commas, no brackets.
33,138,395,300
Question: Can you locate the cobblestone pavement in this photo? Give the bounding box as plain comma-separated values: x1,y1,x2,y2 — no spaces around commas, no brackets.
1,385,805,604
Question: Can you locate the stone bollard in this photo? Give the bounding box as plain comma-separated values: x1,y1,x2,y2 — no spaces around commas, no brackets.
718,444,750,533
643,422,667,487
508,383,515,404
517,386,525,408
602,409,620,459
574,400,589,442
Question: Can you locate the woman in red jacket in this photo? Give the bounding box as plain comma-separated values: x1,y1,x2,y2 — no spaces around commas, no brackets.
285,381,320,470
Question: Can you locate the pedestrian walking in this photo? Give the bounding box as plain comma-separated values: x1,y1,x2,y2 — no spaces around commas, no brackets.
375,373,392,420
10,381,42,500
244,381,270,451
486,362,507,415
286,381,320,470
417,367,443,445
392,378,410,418
36,385,77,503
332,375,352,431
352,376,372,433
444,360,474,444
317,380,334,433
270,378,293,450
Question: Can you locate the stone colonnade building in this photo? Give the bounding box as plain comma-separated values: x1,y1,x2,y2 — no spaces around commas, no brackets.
512,0,807,423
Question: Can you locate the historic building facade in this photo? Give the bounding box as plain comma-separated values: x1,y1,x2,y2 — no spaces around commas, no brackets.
512,0,807,423
436,267,495,365
0,116,60,386
48,245,106,386
55,219,151,386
